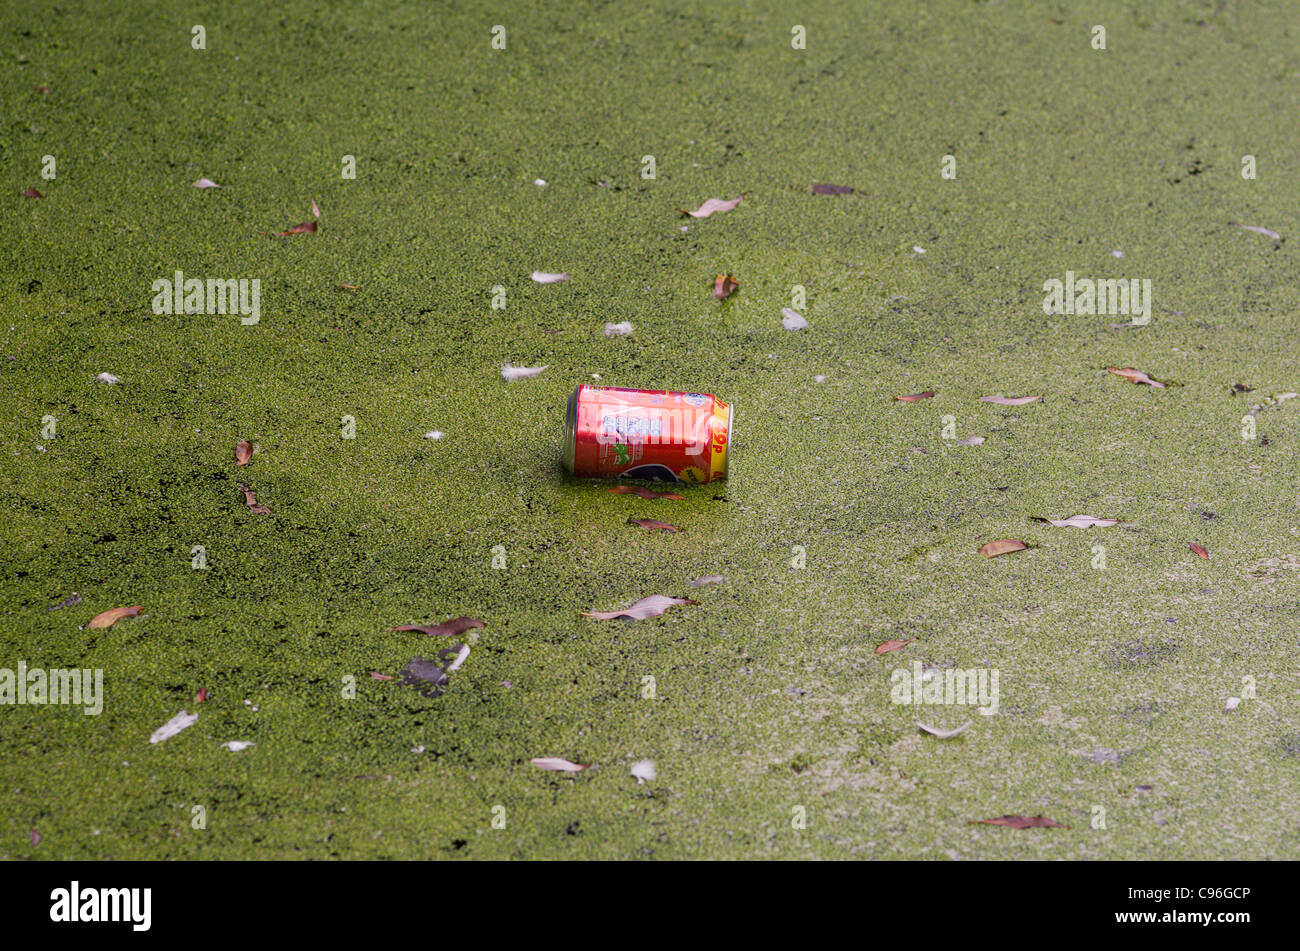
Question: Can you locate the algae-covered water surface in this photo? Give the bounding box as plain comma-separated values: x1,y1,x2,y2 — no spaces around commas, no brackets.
2,1,1299,861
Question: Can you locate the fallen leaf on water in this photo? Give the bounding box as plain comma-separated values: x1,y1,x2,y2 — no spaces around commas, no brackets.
583,594,697,620
235,439,253,466
501,363,548,381
1231,222,1280,240
895,391,935,402
338,283,361,290
955,435,985,446
811,184,854,195
193,178,222,189
631,759,657,783
1108,366,1166,388
150,710,198,744
89,605,142,629
680,196,743,218
978,539,1028,558
390,616,484,638
875,639,913,655
1032,515,1120,528
311,199,321,219
239,484,271,515
370,671,395,681
627,517,681,532
714,274,739,300
781,308,809,330
30,830,40,845
1190,542,1209,560
979,394,1041,405
35,85,51,94
608,485,685,500
973,815,1066,829
531,757,589,772
689,574,724,586
22,188,43,199
194,688,208,703
531,271,569,283
278,220,317,235
917,721,972,739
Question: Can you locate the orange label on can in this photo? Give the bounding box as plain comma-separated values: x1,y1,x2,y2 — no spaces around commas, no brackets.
566,385,731,484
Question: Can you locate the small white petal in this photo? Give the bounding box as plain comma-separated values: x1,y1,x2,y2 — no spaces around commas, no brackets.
221,740,254,752
781,308,809,331
531,271,569,284
424,431,444,440
96,372,121,384
913,245,927,254
917,721,972,739
501,363,548,381
533,179,547,186
630,759,657,784
1224,697,1241,712
150,710,198,744
604,321,633,337
813,374,826,383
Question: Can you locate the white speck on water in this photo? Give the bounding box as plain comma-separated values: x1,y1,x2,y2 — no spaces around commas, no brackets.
424,431,444,440
533,178,547,186
814,374,826,383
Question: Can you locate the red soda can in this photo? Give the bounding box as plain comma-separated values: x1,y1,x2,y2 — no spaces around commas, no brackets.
563,385,733,484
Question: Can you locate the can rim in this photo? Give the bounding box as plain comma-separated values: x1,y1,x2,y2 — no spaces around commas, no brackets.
722,400,733,480
562,387,578,474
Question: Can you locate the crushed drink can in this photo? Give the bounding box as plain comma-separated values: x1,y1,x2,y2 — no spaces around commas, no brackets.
563,385,732,484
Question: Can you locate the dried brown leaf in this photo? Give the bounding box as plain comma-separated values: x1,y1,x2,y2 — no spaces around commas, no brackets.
895,391,935,402
875,639,913,655
627,518,681,532
22,188,43,199
390,616,485,638
235,439,253,466
714,274,739,300
811,184,854,195
978,539,1028,558
1190,542,1209,560
1107,366,1166,388
88,605,141,629
972,815,1067,829
979,394,1041,406
239,483,271,515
